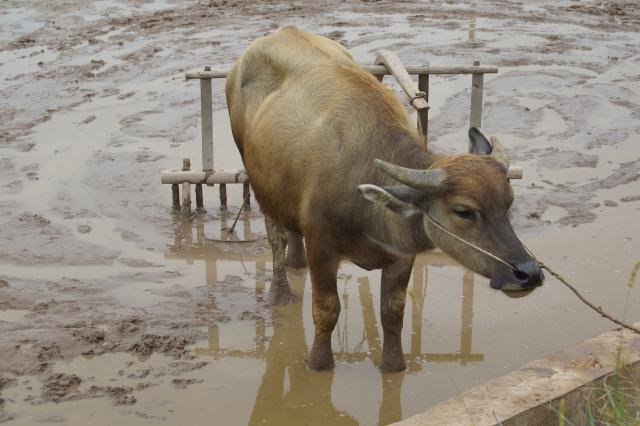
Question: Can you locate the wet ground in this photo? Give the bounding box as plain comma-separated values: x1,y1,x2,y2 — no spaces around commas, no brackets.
1,0,640,424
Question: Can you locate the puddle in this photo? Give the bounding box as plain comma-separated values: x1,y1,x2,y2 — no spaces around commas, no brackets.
0,309,30,322
2,203,638,424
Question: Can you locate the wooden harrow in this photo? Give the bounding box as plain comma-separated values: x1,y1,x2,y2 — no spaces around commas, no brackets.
161,53,522,218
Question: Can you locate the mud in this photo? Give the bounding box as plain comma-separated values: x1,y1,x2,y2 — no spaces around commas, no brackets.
1,0,640,424
40,374,82,403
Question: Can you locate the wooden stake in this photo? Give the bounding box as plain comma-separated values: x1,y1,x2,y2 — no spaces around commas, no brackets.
185,64,499,80
160,168,248,185
470,60,484,129
181,158,192,220
171,184,180,211
219,183,227,209
200,66,214,171
417,74,429,143
195,183,203,210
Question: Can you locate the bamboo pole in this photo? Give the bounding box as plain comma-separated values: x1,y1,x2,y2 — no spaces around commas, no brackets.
417,74,429,143
195,183,203,210
185,64,499,80
374,51,429,111
470,60,484,129
171,184,180,211
200,66,214,171
181,158,192,220
507,166,523,179
162,165,522,182
160,169,248,185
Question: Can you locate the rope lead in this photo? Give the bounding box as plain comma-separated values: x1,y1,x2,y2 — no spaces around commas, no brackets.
424,213,640,334
540,262,639,334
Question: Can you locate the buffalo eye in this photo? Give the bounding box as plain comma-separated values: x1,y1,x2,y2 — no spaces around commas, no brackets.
453,207,475,220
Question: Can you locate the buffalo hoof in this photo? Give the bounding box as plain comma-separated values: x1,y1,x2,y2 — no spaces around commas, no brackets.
307,354,335,371
267,281,292,305
307,340,335,371
379,356,407,373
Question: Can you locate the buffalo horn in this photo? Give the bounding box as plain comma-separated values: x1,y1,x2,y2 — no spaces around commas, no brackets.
374,159,446,192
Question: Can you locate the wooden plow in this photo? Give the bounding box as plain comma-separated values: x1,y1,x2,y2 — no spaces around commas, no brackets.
160,53,522,218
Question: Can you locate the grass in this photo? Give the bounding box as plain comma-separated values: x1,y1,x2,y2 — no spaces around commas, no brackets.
584,367,640,425
548,261,640,426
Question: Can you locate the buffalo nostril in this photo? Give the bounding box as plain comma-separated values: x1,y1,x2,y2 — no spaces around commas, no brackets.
514,269,529,281
514,261,544,286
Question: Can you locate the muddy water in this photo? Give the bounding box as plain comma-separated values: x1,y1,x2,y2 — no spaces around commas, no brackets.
3,215,639,425
2,0,640,425
2,110,638,425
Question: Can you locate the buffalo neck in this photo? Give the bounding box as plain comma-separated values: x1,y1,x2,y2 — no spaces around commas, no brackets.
363,131,440,256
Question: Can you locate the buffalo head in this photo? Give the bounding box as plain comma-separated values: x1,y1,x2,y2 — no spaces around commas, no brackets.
358,128,544,292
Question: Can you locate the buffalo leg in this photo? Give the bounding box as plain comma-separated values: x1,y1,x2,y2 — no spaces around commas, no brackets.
305,238,340,371
265,215,292,305
380,256,415,372
286,231,308,268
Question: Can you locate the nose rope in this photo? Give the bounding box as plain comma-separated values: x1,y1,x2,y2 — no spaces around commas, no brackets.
538,261,640,334
423,213,519,272
519,240,539,263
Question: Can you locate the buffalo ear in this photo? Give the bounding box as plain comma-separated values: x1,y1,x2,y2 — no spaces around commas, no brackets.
357,184,423,217
468,127,492,155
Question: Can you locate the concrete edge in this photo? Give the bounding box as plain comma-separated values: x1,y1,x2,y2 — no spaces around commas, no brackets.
395,322,640,425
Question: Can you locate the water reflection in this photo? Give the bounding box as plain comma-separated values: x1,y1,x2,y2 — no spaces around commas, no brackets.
167,212,484,425
249,272,357,425
468,1,477,41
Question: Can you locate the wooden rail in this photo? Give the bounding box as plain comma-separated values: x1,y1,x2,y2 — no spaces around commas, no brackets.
164,56,515,215
161,169,249,185
184,64,499,79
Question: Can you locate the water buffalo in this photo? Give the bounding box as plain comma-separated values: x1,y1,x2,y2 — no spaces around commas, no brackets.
226,26,543,372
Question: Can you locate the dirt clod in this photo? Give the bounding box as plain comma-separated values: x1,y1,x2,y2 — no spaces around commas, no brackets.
0,399,12,423
77,224,92,233
89,385,136,405
73,328,105,344
129,334,194,358
621,195,640,203
37,344,62,363
171,378,203,389
0,376,17,392
115,318,144,335
41,373,81,402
